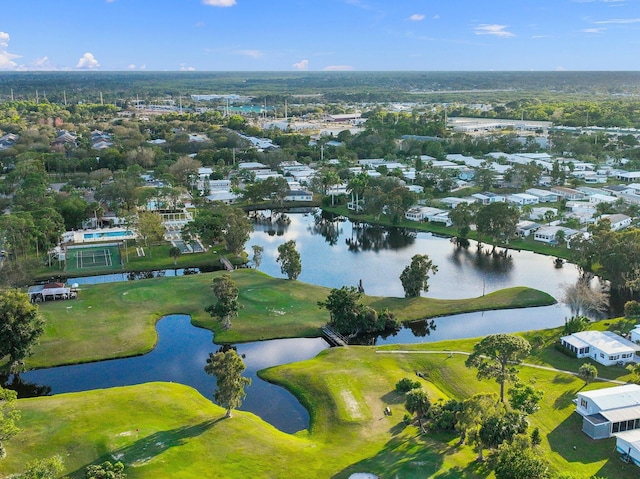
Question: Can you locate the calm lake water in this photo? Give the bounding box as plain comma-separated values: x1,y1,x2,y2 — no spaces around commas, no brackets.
10,315,328,434
247,210,580,321
12,210,586,433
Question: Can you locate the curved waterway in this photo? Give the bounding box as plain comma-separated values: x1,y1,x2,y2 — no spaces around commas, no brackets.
17,210,588,433
11,315,329,434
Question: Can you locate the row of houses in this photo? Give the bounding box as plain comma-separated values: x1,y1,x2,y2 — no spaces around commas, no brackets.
567,326,640,467
197,162,314,206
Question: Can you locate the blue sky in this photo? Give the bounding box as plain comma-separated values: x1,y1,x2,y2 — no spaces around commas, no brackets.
2,0,640,71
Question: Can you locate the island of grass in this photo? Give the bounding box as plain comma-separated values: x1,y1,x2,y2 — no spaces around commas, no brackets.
4,319,639,478
17,269,555,369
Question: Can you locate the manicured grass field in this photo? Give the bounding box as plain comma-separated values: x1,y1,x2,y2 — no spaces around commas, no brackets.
5,332,639,478
18,269,554,369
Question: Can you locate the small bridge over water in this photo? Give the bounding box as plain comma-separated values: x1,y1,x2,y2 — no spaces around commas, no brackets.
321,325,349,347
220,256,234,271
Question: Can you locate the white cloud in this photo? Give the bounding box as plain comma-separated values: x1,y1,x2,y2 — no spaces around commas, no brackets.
235,49,263,59
127,64,136,69
473,24,515,37
594,17,640,24
582,27,606,33
323,65,355,71
180,65,196,71
409,14,425,21
30,56,56,70
0,32,22,70
202,0,236,6
293,59,309,71
433,14,440,20
76,52,100,69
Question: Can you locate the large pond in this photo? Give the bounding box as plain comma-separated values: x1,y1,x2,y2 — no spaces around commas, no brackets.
12,210,587,434
247,210,581,324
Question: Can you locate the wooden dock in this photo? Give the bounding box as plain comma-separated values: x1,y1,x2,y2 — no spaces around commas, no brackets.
321,325,349,347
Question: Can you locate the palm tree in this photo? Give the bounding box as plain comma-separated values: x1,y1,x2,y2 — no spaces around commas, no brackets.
169,246,182,266
347,172,369,213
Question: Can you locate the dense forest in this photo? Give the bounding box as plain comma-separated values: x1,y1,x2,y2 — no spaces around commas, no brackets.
2,71,640,105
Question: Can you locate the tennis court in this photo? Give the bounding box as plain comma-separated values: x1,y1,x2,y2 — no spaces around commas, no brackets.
65,243,123,274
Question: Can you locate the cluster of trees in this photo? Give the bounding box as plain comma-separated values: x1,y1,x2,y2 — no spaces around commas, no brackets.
318,286,399,337
400,384,546,476
182,203,253,256
450,201,521,252
570,219,640,291
398,334,549,477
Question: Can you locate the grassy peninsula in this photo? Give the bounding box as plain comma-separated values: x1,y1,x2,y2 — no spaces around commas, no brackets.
21,269,554,369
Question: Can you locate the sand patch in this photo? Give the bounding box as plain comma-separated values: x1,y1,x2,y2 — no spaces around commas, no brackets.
340,389,364,420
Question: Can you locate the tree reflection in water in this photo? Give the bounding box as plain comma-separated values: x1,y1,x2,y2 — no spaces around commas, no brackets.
309,211,344,246
1,373,52,398
449,243,514,275
346,223,417,253
350,319,436,346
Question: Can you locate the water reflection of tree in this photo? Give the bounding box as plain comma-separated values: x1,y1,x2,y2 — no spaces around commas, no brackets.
309,211,344,246
449,243,514,274
407,319,437,338
346,223,416,253
349,324,402,346
350,319,436,345
1,373,52,398
250,210,291,237
127,270,166,281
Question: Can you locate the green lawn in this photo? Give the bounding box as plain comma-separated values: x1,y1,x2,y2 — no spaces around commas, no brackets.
15,269,554,369
4,334,639,478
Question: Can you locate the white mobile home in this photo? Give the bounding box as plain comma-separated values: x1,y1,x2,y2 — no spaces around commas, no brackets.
576,384,640,440
616,430,640,467
525,188,559,203
507,193,539,206
561,330,639,367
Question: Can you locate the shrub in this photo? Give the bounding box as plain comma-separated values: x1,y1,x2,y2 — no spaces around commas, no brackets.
625,300,640,318
395,377,421,392
427,398,462,431
554,342,577,358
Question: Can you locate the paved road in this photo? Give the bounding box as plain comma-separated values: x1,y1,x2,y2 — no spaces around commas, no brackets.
375,350,628,385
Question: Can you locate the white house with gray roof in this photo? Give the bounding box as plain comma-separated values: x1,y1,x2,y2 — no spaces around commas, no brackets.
561,330,639,367
575,384,640,440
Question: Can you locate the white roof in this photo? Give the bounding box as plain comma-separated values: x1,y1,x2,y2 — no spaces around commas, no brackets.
615,429,640,450
526,188,558,197
602,405,640,423
579,384,640,412
564,330,640,356
511,193,539,200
